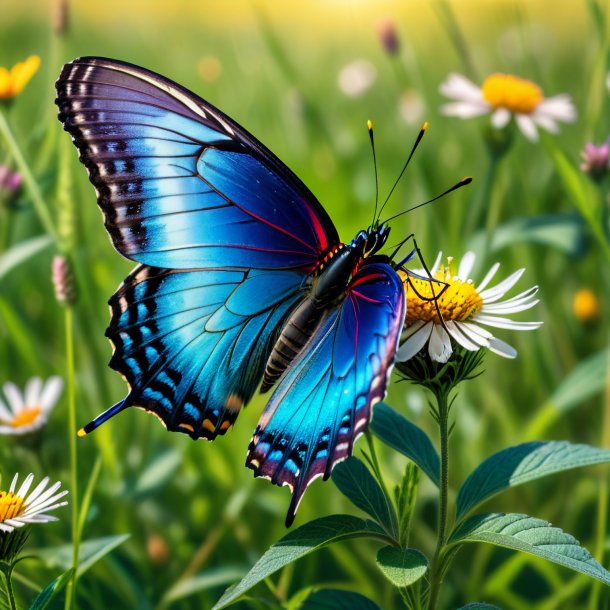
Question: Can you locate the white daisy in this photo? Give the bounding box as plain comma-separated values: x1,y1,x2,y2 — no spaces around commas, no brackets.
0,376,63,435
0,473,68,533
396,251,542,364
439,72,576,142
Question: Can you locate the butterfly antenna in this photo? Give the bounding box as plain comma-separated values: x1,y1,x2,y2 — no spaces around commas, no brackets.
368,120,380,228
376,121,428,223
380,176,472,225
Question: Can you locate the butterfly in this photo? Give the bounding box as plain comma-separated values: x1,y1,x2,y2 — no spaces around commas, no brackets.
55,57,461,526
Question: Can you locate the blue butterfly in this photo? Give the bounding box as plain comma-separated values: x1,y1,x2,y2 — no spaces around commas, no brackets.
56,57,408,525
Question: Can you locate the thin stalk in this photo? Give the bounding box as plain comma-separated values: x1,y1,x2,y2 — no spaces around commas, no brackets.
3,567,18,610
64,306,80,610
427,391,450,610
463,154,499,238
0,111,57,242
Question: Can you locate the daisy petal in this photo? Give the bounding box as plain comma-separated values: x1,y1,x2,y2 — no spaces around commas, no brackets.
396,322,433,361
428,324,452,363
0,396,13,422
460,321,494,340
491,108,511,129
3,383,24,414
440,101,491,119
483,298,539,314
24,377,42,407
476,262,500,292
457,251,476,281
488,337,517,358
515,114,539,142
39,376,63,412
478,268,525,302
446,320,479,351
473,314,543,330
532,113,559,134
537,95,577,122
16,473,34,499
440,73,484,103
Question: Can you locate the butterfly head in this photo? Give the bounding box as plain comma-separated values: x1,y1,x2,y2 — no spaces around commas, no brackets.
355,224,391,259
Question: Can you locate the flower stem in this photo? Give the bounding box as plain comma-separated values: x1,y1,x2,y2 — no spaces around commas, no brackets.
0,110,58,242
2,566,18,610
64,306,80,610
427,391,450,610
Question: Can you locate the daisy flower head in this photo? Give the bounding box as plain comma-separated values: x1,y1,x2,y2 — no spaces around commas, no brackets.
440,72,576,142
396,251,542,366
0,55,41,101
0,473,68,535
0,376,63,435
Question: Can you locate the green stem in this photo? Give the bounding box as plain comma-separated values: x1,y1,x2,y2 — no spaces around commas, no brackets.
64,306,80,610
3,566,18,610
427,391,450,610
365,431,393,512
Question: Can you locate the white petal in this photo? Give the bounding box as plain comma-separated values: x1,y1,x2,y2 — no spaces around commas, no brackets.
440,101,491,119
491,108,512,129
428,324,452,363
25,490,69,514
490,285,538,306
483,298,539,314
24,499,69,516
24,377,42,407
457,251,476,281
24,481,62,511
515,114,539,141
3,383,24,414
476,262,500,292
439,73,484,102
478,268,525,302
537,95,577,122
401,320,425,340
0,425,22,435
9,473,19,493
24,477,50,505
0,396,13,422
532,113,559,133
488,337,517,358
446,321,480,351
39,376,63,412
455,322,491,347
0,523,14,533
16,473,34,499
396,322,433,361
472,314,543,330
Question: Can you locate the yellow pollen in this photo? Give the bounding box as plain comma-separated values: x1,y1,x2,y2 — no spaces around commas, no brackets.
481,73,543,114
402,263,483,324
0,491,26,522
10,406,42,428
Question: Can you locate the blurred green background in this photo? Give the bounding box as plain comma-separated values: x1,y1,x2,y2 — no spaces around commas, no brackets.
0,0,608,608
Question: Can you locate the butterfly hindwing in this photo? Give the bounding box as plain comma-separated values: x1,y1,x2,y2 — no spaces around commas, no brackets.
246,261,406,525
56,57,339,271
84,266,307,439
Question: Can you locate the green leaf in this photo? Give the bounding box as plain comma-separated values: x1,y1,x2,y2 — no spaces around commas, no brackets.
448,513,610,586
161,565,247,605
28,569,73,610
332,457,397,535
34,534,130,577
456,441,610,519
457,604,502,609
371,403,440,486
133,449,182,497
375,546,428,588
213,515,389,609
0,235,53,280
301,589,380,610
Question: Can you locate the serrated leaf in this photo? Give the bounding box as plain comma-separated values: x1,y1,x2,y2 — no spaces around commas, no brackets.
213,515,389,609
301,589,380,609
162,565,247,605
34,534,130,577
133,450,182,497
28,569,73,610
375,546,428,588
371,403,440,486
448,513,610,586
457,604,502,609
0,235,53,280
332,457,397,535
456,441,610,519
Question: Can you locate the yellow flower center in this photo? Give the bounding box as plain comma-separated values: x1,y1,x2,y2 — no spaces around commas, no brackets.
9,406,42,428
482,73,543,114
0,491,26,522
402,259,483,324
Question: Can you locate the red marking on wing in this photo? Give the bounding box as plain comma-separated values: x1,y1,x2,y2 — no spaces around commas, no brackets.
302,197,330,252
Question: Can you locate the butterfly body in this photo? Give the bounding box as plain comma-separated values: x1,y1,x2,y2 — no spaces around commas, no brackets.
56,57,405,525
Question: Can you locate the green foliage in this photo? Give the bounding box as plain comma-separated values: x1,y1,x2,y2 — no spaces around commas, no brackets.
371,403,440,486
0,235,52,280
28,569,73,610
301,589,380,610
448,513,610,586
375,546,428,588
332,457,398,537
457,604,502,610
456,441,610,519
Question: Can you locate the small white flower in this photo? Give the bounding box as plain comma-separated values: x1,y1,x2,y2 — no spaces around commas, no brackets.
0,376,63,435
439,72,576,142
0,473,68,533
396,251,542,364
338,60,377,98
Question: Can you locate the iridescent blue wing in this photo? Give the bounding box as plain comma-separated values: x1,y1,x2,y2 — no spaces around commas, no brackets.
81,265,307,439
55,57,339,271
246,261,405,525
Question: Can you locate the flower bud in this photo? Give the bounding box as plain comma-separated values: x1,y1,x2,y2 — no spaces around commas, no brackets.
52,254,76,306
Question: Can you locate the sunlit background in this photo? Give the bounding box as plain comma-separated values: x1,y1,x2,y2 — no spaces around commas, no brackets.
1,0,608,608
